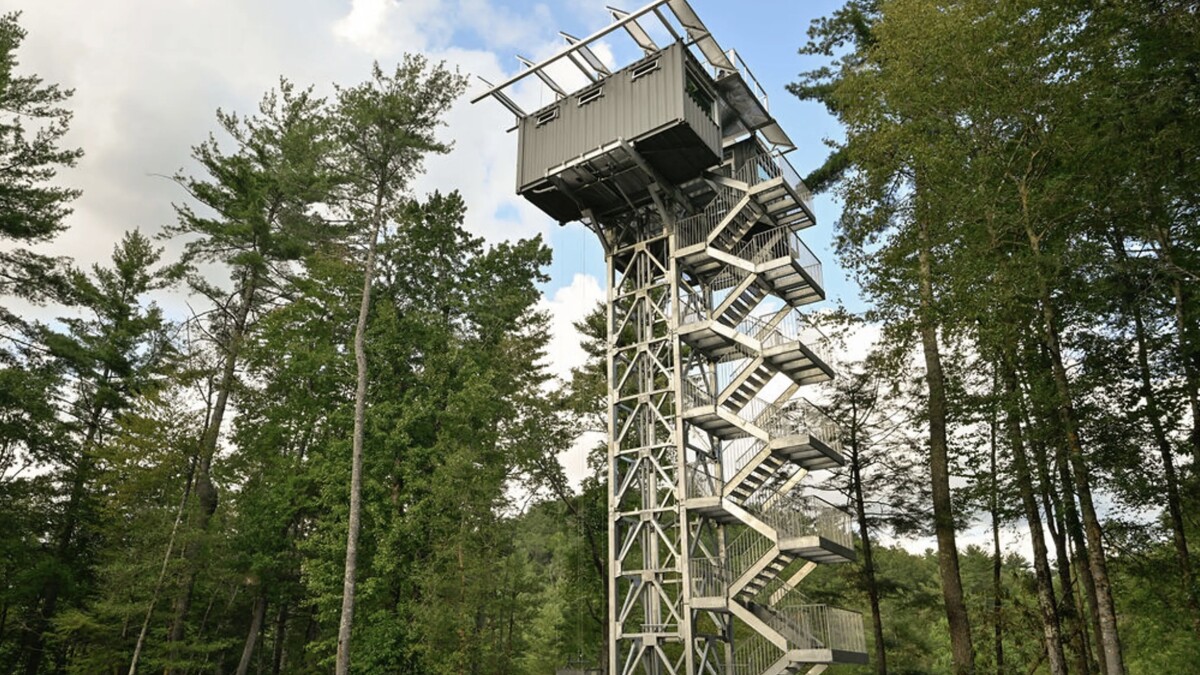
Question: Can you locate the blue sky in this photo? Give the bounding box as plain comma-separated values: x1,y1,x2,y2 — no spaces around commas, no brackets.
7,0,861,379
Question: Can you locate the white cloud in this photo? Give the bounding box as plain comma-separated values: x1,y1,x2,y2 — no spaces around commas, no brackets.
537,272,604,382
332,0,454,58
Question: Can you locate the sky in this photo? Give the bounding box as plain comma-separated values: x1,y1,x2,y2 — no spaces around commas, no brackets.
6,0,855,380
3,0,1063,561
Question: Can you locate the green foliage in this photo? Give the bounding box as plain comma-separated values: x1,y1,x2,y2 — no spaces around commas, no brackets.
0,11,81,243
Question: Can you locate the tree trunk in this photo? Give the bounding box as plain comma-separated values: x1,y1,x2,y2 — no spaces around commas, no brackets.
916,217,974,674
1170,274,1200,469
128,456,196,675
23,388,110,675
1031,432,1091,675
1056,432,1107,675
1115,236,1200,637
235,593,267,675
850,408,888,675
167,271,260,670
271,602,288,675
1022,346,1105,674
1151,224,1200,468
1018,207,1125,674
999,352,1067,675
335,207,384,675
988,399,1004,675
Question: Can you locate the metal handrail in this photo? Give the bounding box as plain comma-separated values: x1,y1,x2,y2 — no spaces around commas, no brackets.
734,151,815,213
773,152,813,211
730,632,779,675
736,311,832,367
710,264,751,298
766,603,867,655
682,378,711,410
685,462,721,499
676,184,740,249
755,398,843,451
722,438,767,482
691,556,727,598
745,490,854,550
727,527,771,580
736,226,823,292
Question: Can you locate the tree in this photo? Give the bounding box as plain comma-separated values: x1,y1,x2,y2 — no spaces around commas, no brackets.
0,11,82,307
162,80,336,668
328,57,467,675
5,231,176,674
815,348,927,675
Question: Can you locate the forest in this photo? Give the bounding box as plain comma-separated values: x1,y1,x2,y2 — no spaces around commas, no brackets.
0,0,1198,674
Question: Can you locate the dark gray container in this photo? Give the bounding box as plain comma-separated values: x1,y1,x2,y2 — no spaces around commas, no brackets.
516,41,722,223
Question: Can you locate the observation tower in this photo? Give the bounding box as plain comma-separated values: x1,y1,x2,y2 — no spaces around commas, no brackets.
474,2,867,673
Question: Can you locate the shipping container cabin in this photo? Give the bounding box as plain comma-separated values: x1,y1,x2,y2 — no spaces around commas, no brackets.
516,41,723,224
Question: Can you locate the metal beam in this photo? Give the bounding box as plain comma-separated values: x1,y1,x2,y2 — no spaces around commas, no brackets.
516,55,566,97
474,76,525,117
470,0,673,104
561,31,613,76
608,6,660,53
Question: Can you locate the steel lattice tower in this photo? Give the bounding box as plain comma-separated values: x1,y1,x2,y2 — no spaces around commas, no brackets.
476,3,867,673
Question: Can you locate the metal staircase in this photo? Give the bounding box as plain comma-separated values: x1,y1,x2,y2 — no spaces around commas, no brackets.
677,150,867,672
475,5,866,668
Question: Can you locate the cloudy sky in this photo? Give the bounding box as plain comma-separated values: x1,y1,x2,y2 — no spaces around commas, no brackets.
8,0,857,377
5,0,1048,557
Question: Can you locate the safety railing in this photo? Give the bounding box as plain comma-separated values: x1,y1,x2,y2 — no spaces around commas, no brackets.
727,527,772,581
680,303,705,326
730,632,779,675
768,604,867,655
676,184,741,249
715,353,748,387
737,311,832,368
734,151,815,213
750,398,842,453
790,399,843,455
722,438,767,483
745,491,854,550
681,378,711,411
690,556,727,599
734,152,781,187
736,225,823,292
710,264,752,298
776,152,814,212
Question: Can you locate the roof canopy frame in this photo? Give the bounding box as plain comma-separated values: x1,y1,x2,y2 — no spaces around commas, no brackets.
472,0,740,101
472,0,793,149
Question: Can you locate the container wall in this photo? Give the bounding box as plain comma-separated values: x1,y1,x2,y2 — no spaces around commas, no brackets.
516,43,688,190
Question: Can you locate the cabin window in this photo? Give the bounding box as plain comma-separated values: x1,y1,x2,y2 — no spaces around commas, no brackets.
535,106,559,127
686,74,715,121
631,59,660,81
577,86,604,107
